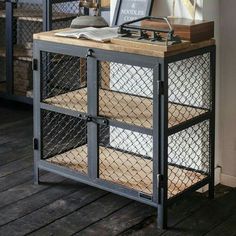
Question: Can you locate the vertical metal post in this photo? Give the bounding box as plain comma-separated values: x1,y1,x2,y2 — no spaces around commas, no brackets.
33,41,41,184
87,51,99,179
157,60,168,230
152,64,159,204
209,46,216,199
5,0,13,94
43,0,52,97
84,7,89,15
43,0,52,31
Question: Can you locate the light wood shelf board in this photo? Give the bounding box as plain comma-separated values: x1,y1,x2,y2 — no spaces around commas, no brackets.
44,88,206,129
47,145,206,198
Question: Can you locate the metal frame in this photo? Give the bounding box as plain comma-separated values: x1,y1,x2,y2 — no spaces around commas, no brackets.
0,0,81,104
33,38,216,229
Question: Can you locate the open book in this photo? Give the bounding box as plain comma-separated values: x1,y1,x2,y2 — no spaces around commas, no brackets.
55,27,119,42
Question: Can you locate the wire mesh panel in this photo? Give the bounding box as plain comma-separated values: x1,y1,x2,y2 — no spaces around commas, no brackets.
41,110,88,175
168,53,211,127
9,0,80,97
167,53,212,198
51,0,79,30
97,61,154,195
99,124,153,195
12,0,42,96
168,121,210,198
40,50,88,175
98,61,153,128
40,51,87,111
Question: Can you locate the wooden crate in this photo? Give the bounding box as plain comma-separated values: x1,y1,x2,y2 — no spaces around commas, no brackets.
142,18,214,43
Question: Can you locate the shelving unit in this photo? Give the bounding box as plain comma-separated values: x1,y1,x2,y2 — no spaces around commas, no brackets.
0,1,6,94
33,31,216,229
0,0,82,103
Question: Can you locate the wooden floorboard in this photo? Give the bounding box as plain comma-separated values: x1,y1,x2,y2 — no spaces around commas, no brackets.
0,178,83,227
0,187,107,236
161,189,236,236
0,145,32,166
77,201,155,236
205,212,236,236
0,172,65,209
29,193,132,236
0,167,34,192
0,156,32,178
0,101,235,236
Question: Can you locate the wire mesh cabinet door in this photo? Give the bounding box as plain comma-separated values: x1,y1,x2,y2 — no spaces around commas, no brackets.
33,45,90,182
33,44,164,226
89,52,162,206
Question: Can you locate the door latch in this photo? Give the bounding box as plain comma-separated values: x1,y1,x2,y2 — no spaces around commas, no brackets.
86,49,94,58
157,81,165,95
33,138,39,150
32,58,38,71
78,114,109,126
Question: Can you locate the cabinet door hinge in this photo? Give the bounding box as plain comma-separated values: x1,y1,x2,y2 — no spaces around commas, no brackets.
157,81,165,95
157,174,164,189
139,192,153,201
33,59,38,71
33,138,39,150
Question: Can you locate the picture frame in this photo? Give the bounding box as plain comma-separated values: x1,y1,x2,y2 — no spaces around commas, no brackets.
112,0,154,26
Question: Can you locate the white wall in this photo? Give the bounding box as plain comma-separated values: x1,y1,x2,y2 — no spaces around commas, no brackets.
219,0,236,182
151,0,203,20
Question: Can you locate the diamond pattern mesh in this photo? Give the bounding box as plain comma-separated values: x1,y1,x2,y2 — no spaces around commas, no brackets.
168,53,211,127
15,2,42,46
41,51,87,111
98,61,153,128
51,0,79,29
41,110,88,175
168,121,210,198
97,61,153,194
167,54,211,198
99,125,153,195
39,51,213,198
8,0,80,96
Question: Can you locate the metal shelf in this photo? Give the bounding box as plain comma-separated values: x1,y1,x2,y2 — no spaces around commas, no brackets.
0,0,81,102
0,8,76,22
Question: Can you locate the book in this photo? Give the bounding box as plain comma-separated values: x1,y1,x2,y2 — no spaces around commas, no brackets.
55,27,119,42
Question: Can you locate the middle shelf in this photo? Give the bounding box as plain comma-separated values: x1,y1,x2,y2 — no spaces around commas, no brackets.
0,45,32,61
44,88,207,129
0,8,77,22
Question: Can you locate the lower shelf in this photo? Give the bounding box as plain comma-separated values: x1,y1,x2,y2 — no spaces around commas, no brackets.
46,145,207,198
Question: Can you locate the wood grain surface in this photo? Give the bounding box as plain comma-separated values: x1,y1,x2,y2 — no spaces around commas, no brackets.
47,144,206,198
44,88,206,129
33,29,215,58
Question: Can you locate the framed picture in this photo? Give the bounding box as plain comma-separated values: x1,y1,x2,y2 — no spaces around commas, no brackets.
112,0,153,26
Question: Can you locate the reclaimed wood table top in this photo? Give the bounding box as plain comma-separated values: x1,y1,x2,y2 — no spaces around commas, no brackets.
33,28,215,58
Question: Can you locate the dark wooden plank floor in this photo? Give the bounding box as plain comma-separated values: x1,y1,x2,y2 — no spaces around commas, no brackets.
0,100,236,236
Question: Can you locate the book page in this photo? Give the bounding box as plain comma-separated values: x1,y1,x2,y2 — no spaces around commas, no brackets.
55,27,119,42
